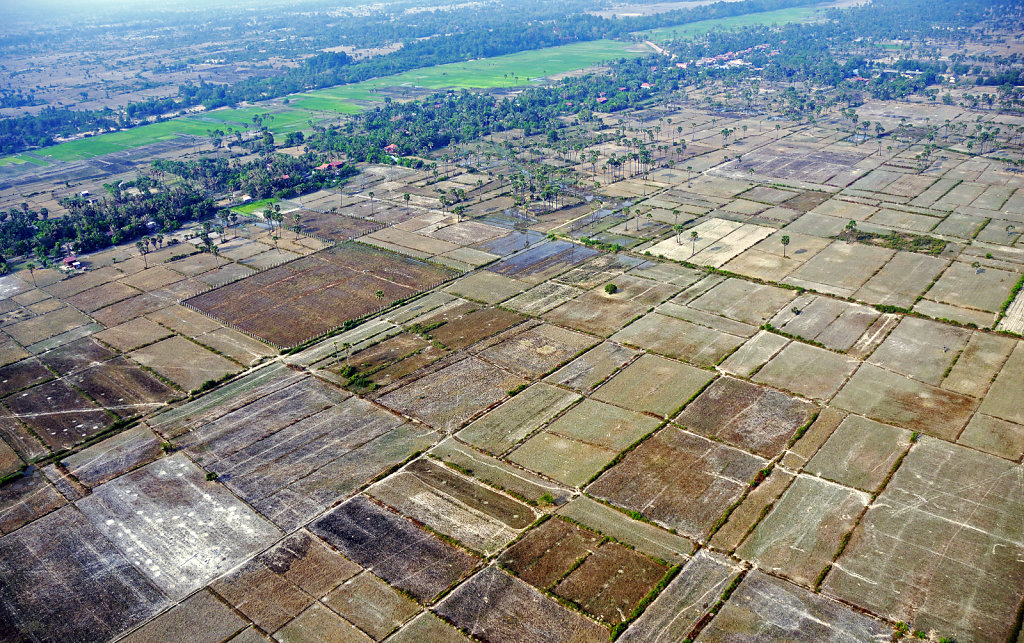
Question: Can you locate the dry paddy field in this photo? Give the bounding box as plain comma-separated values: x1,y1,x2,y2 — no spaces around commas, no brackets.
2,101,1024,643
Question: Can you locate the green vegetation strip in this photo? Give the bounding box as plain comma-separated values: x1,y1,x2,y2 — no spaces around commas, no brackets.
290,39,642,113
640,4,828,42
1,39,641,165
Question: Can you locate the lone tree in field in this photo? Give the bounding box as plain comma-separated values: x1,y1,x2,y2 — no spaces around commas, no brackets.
690,230,698,256
136,241,148,268
781,235,790,258
672,208,680,226
375,290,384,310
368,191,375,216
403,192,411,215
25,262,36,286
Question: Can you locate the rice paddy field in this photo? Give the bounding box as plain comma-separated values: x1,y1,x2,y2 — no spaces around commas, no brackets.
2,22,1024,643
0,39,643,165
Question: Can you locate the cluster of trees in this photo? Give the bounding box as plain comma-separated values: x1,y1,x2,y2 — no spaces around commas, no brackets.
153,154,358,200
0,188,214,261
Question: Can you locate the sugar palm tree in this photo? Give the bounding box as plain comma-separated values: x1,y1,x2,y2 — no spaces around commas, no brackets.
136,241,148,268
403,192,411,215
781,235,790,258
690,230,698,256
25,262,36,286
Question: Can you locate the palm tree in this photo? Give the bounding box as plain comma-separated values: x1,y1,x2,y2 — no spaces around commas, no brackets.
781,235,790,258
690,230,698,256
211,245,221,269
25,262,36,286
136,241,148,268
672,208,680,227
368,191,375,216
292,213,302,238
375,290,384,310
403,192,411,215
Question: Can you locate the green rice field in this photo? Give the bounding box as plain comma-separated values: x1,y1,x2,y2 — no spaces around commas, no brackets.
0,39,643,165
640,5,829,43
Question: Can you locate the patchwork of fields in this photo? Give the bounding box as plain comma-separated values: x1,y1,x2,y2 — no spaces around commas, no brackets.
2,54,1024,643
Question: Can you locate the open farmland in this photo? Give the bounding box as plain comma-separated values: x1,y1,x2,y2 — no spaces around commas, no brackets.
186,242,457,347
3,2,1024,641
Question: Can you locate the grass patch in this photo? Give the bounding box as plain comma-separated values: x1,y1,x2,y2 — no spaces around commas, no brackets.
291,39,642,113
231,197,280,216
640,5,828,42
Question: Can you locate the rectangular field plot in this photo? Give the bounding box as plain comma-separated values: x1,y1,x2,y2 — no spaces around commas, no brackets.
647,218,775,266
688,278,798,326
921,260,1019,316
701,571,892,642
675,377,817,458
554,541,668,626
852,251,947,309
619,550,740,642
804,415,912,492
831,364,976,439
68,357,178,416
0,506,168,643
487,239,599,284
323,571,420,640
610,312,746,367
4,378,114,451
823,439,1024,642
558,496,693,565
752,341,857,400
588,426,765,539
544,342,638,393
592,354,713,417
769,294,880,352
866,316,969,385
186,243,457,347
175,377,434,531
291,209,383,241
497,517,604,589
783,242,894,297
480,323,597,379
77,454,282,599
129,335,240,393
736,475,868,587
458,382,580,455
367,459,536,555
310,496,478,602
435,567,607,643
377,356,526,431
